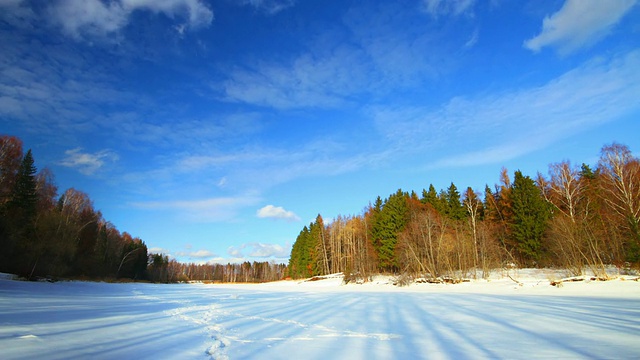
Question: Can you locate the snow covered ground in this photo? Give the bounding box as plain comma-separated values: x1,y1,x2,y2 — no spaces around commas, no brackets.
1,270,640,359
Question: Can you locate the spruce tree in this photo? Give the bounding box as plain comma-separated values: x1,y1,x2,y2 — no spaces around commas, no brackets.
9,149,38,224
510,170,550,264
373,190,408,272
288,226,310,278
421,184,443,213
6,149,39,276
288,219,324,279
444,182,465,220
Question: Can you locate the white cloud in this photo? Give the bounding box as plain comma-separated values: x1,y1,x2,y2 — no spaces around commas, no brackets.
60,148,119,175
175,249,217,259
131,194,261,222
227,246,244,258
248,243,288,257
227,243,290,259
48,0,213,40
257,205,300,222
374,50,640,168
524,0,637,55
48,0,128,39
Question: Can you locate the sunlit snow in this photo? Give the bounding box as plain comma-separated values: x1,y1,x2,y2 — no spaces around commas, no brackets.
1,271,639,359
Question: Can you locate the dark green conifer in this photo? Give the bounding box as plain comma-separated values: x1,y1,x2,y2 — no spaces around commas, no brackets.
510,170,551,263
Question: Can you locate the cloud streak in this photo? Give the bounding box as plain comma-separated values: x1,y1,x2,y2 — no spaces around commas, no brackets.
60,148,119,175
221,46,369,109
227,243,290,259
422,0,476,18
221,2,465,110
257,205,300,222
240,0,295,15
131,194,261,222
175,249,217,259
374,50,640,168
524,0,637,55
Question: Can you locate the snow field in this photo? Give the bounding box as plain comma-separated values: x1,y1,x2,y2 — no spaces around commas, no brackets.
1,272,640,359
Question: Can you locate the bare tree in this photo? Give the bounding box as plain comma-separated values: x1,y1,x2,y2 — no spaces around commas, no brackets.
598,143,640,250
544,161,608,277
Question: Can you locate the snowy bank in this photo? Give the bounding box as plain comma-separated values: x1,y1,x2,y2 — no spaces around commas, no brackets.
215,269,640,298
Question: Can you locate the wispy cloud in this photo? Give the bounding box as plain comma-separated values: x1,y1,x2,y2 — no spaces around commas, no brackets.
221,46,368,109
422,0,476,18
227,243,290,259
60,148,119,175
175,249,217,259
221,3,464,110
165,139,376,194
524,0,637,55
374,50,640,168
0,36,140,139
464,28,479,49
131,194,261,222
0,0,35,27
47,0,214,40
240,0,295,15
0,0,25,6
257,205,300,222
147,247,171,255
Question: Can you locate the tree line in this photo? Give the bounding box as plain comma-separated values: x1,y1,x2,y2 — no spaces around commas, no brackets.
0,135,285,283
288,143,640,281
147,255,287,283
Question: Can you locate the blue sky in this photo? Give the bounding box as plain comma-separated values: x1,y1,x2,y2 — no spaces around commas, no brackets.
1,0,639,264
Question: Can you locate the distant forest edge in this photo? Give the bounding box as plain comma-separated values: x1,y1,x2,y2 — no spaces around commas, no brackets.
2,134,639,284
0,135,286,283
287,142,640,282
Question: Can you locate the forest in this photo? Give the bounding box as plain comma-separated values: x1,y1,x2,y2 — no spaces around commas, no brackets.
288,142,640,282
0,135,285,283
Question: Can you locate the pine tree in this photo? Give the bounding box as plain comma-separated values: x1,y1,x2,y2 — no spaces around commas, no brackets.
368,196,383,261
288,226,309,278
5,149,39,276
373,190,409,272
288,219,324,279
444,182,465,220
9,149,38,224
421,184,444,214
510,170,550,264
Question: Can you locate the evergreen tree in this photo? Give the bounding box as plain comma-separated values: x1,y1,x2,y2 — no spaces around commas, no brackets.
3,149,39,275
368,196,384,261
444,182,465,220
288,219,324,279
510,170,550,263
9,149,38,225
308,217,324,276
373,190,409,272
421,184,444,213
288,226,309,278
580,163,595,180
